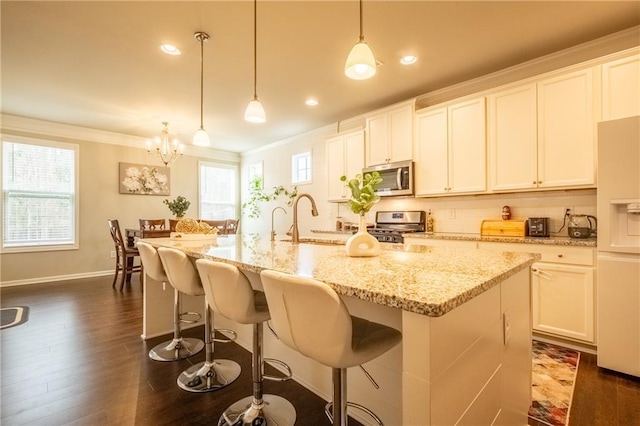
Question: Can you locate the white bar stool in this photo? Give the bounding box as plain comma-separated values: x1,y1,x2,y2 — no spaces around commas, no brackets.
260,269,402,426
137,241,204,362
195,259,296,426
158,247,241,392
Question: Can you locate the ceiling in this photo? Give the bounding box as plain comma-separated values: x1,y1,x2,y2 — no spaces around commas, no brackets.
2,1,639,153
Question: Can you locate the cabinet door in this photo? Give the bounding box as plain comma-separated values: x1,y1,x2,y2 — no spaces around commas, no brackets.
344,130,365,184
365,113,389,166
537,69,596,189
388,103,414,162
602,54,640,121
488,84,538,191
414,108,449,196
448,98,487,194
531,262,595,343
326,135,347,201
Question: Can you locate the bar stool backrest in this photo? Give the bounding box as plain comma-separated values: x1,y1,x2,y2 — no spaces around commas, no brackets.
196,259,269,325
260,270,353,368
137,241,168,283
157,247,203,296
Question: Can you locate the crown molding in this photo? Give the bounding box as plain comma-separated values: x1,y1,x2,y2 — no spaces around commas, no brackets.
0,114,240,163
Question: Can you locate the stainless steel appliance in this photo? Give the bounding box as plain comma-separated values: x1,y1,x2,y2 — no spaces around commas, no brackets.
528,217,550,237
597,116,640,378
568,214,597,238
367,210,426,243
362,160,413,197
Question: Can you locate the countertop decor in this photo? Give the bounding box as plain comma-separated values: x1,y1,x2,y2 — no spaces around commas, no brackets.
340,171,382,257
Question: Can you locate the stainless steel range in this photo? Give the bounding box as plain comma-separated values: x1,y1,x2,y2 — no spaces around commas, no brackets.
368,211,426,243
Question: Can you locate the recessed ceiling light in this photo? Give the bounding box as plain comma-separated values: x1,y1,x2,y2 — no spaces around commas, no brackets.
400,55,417,65
161,44,181,56
305,98,319,106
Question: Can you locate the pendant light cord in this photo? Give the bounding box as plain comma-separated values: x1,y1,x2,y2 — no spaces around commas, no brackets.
359,0,364,42
199,35,205,128
253,0,258,100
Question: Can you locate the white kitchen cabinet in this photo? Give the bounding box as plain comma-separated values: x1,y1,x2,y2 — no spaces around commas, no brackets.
365,101,414,166
537,68,597,189
602,54,640,120
488,68,597,192
326,130,364,201
414,97,486,196
487,84,538,191
531,262,595,343
478,241,596,344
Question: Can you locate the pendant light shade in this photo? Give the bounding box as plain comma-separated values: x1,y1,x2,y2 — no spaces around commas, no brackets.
345,0,376,80
345,40,376,80
245,0,266,123
193,31,211,147
245,97,266,123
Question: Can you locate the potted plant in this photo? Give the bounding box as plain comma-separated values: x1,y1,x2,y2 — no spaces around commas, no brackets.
242,175,298,219
163,195,190,218
340,171,382,257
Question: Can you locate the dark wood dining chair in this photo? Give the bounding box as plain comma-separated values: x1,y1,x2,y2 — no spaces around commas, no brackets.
139,219,166,231
108,219,142,290
169,219,180,232
224,219,239,234
198,219,227,234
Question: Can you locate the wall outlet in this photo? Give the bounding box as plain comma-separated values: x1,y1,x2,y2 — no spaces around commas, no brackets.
448,209,456,219
110,250,116,259
564,207,573,218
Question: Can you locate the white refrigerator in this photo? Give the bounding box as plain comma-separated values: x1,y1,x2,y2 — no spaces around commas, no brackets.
596,115,640,377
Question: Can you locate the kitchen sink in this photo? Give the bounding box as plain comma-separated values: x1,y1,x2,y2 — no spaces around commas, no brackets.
280,238,345,246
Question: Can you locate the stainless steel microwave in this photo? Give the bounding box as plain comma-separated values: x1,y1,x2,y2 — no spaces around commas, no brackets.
362,160,414,197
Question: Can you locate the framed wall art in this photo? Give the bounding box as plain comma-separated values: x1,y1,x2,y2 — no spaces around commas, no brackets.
119,162,170,195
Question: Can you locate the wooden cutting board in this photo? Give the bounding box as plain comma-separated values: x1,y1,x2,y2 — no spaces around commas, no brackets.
480,219,527,237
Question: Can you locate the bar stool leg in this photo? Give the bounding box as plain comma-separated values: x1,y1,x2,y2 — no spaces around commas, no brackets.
149,289,204,361
218,322,296,426
177,302,241,392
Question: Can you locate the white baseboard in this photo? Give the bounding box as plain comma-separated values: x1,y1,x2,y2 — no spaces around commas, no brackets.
0,270,117,287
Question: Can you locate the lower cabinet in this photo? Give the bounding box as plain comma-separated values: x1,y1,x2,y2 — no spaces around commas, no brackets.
407,238,597,345
531,262,595,342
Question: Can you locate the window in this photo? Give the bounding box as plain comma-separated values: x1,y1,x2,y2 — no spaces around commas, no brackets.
199,161,238,220
2,137,79,252
291,151,312,184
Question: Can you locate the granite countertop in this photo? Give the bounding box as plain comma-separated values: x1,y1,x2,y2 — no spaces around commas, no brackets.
143,234,538,317
404,232,598,247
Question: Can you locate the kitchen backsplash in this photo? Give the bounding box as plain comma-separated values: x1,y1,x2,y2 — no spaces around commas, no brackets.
330,189,597,237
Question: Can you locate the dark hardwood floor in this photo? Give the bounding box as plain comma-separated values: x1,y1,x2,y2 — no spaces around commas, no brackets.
1,275,358,426
2,274,639,426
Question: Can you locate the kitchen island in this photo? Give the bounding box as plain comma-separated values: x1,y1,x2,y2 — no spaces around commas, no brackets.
141,234,538,425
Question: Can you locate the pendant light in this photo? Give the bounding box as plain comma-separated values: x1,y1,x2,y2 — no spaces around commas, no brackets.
193,31,211,146
344,0,376,80
244,0,266,123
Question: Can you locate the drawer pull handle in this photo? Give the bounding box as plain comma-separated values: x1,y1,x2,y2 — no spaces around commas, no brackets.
557,254,564,258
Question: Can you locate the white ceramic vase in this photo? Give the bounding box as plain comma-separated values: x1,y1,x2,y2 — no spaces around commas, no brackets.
346,214,380,257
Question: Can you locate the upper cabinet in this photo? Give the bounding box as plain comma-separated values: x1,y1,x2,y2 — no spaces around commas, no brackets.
414,97,486,196
365,101,414,166
488,68,597,192
326,130,365,202
602,54,640,121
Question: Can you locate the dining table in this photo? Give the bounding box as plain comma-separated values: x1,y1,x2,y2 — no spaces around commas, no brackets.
125,228,172,247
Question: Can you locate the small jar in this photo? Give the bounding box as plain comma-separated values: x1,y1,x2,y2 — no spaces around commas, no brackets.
502,206,511,220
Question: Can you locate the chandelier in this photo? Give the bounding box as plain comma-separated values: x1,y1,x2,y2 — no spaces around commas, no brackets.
146,122,184,166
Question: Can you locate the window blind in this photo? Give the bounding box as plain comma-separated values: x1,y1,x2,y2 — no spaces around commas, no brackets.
2,140,77,248
199,163,237,220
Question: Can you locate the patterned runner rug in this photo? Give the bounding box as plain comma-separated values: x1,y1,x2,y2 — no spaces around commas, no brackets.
0,306,30,330
528,340,580,426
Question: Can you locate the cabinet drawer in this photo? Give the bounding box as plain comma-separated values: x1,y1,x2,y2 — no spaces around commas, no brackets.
478,242,594,266
539,246,594,266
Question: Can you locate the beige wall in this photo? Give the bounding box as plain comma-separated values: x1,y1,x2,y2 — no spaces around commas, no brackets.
0,120,239,285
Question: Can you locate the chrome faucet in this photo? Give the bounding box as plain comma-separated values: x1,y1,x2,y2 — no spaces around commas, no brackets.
291,193,319,244
271,207,287,241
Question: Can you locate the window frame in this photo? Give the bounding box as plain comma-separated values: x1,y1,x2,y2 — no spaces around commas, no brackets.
198,160,239,221
1,135,80,253
291,151,312,185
